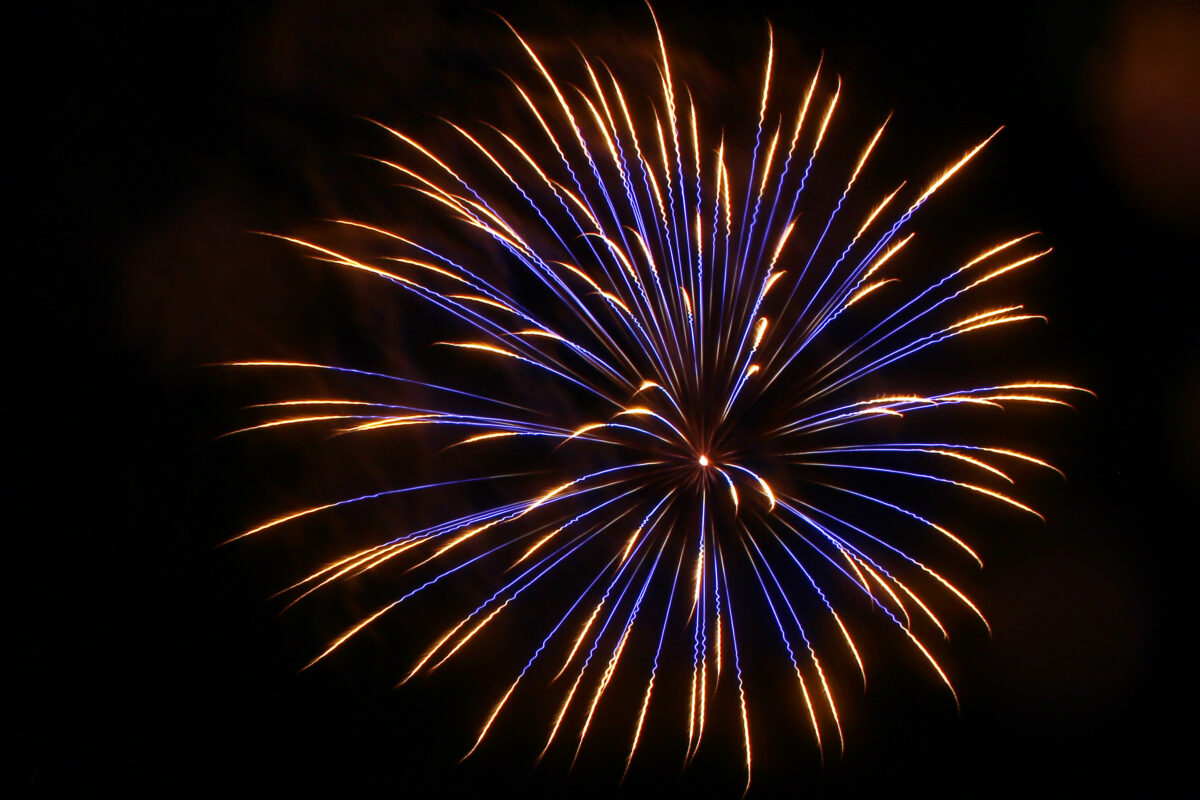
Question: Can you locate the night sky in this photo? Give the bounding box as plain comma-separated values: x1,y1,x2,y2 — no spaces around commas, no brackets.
21,1,1196,796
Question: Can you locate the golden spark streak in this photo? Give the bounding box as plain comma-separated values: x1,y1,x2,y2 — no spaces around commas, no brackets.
813,653,843,755
926,521,983,566
954,314,1045,336
507,26,596,169
844,278,898,308
227,500,345,543
406,183,475,222
619,528,642,565
867,393,929,405
305,601,400,670
839,549,874,596
596,290,634,316
951,480,1045,519
223,415,360,437
719,145,733,232
851,115,891,182
922,566,990,630
446,120,525,187
860,561,912,626
456,432,517,448
512,526,564,567
540,673,583,761
913,127,1002,209
588,231,641,284
437,341,522,360
854,182,907,239
690,96,703,219
577,84,623,172
566,422,606,442
1001,381,1094,393
812,77,841,156
961,233,1039,269
582,60,625,158
458,200,539,251
752,317,768,348
400,623,468,685
861,232,914,280
384,256,473,285
278,537,416,594
791,661,823,756
736,664,752,797
723,475,741,511
429,605,507,672
977,446,1064,475
278,546,389,596
892,578,949,638
979,394,1073,407
902,629,959,709
347,414,440,432
769,219,797,268
693,660,708,759
948,305,1022,328
715,612,723,677
490,123,565,196
629,229,663,286
574,621,635,761
464,680,519,760
934,395,1004,408
758,24,774,123
374,122,473,186
762,269,787,296
261,234,420,288
283,538,428,609
446,294,518,314
685,658,700,760
507,76,573,169
779,59,821,173
555,600,605,680
249,399,381,408
610,72,666,224
964,249,1052,291
653,112,672,190
928,449,1013,482
551,260,604,293
424,518,505,563
758,122,782,197
648,3,680,128
736,465,776,511
625,674,657,777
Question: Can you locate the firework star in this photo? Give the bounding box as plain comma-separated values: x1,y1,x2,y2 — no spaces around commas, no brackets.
228,7,1086,790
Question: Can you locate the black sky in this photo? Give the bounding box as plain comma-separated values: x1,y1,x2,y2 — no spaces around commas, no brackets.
21,0,1196,796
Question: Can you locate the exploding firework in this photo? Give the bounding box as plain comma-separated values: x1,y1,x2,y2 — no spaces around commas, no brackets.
228,9,1086,789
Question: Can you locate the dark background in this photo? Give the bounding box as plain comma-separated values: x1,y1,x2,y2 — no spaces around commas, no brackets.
20,0,1196,796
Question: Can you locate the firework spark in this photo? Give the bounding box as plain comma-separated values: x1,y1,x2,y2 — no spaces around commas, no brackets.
229,10,1086,789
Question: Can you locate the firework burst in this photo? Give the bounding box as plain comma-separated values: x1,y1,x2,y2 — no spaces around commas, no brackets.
229,9,1086,789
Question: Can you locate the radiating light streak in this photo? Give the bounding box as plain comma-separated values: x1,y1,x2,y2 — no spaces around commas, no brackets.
228,8,1086,785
